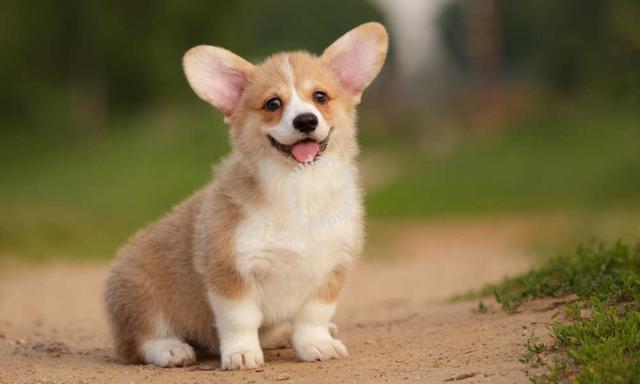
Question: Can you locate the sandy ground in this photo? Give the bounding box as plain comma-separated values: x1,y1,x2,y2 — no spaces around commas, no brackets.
0,217,565,384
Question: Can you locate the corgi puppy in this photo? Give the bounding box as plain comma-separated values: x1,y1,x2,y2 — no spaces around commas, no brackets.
104,22,388,370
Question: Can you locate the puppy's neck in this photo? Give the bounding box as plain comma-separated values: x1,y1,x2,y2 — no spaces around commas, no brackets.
250,156,354,213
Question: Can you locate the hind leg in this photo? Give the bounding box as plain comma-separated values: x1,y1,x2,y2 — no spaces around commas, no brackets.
108,306,197,368
259,322,339,350
141,338,196,367
105,269,197,367
138,312,197,367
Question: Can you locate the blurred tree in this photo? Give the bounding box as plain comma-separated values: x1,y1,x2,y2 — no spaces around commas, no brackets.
439,0,640,101
466,0,501,82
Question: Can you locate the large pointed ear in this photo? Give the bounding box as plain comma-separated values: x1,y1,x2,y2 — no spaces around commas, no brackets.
183,45,254,117
322,22,389,103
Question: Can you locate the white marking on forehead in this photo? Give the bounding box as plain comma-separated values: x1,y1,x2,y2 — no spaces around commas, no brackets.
282,56,313,94
282,55,313,118
282,56,295,88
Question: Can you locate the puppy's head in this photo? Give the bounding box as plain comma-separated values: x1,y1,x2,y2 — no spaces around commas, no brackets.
184,22,388,165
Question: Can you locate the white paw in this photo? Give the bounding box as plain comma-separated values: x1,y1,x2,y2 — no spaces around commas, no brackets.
141,338,196,367
221,348,264,370
295,338,348,362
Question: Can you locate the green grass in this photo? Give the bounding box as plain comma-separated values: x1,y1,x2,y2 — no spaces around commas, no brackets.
1,104,639,261
485,242,640,383
366,108,640,217
0,105,230,261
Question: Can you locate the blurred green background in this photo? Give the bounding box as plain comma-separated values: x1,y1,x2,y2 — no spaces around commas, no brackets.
1,0,639,262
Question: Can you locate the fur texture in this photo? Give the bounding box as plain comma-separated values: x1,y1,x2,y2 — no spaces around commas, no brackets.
104,22,388,370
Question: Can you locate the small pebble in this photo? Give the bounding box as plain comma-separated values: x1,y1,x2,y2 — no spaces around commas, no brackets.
277,373,290,381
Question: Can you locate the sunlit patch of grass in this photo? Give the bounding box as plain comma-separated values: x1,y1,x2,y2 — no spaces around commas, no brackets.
486,242,640,312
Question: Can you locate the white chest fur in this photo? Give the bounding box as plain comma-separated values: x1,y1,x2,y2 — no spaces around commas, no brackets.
234,156,362,325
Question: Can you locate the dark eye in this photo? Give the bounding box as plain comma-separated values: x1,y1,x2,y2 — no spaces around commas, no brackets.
313,90,328,104
264,97,282,111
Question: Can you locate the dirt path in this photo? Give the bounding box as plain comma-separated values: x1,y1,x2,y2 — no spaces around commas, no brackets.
0,218,565,383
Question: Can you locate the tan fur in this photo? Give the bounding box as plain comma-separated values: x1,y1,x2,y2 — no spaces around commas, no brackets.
314,264,349,303
105,190,217,362
105,22,387,366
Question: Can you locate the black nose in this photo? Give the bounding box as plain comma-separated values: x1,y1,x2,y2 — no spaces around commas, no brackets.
293,113,318,133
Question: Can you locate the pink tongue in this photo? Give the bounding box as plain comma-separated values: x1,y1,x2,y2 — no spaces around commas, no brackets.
291,140,320,163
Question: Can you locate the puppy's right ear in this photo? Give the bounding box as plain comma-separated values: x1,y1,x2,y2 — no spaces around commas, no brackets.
183,46,254,117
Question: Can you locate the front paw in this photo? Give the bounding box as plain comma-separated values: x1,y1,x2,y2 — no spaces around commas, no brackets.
295,338,348,362
221,348,264,370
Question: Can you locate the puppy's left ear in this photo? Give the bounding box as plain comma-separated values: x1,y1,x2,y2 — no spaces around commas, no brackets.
322,22,389,104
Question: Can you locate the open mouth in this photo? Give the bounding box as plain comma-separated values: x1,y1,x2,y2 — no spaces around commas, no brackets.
269,128,332,163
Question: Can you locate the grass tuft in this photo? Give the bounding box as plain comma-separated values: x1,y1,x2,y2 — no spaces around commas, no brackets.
486,242,640,312
486,242,640,383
